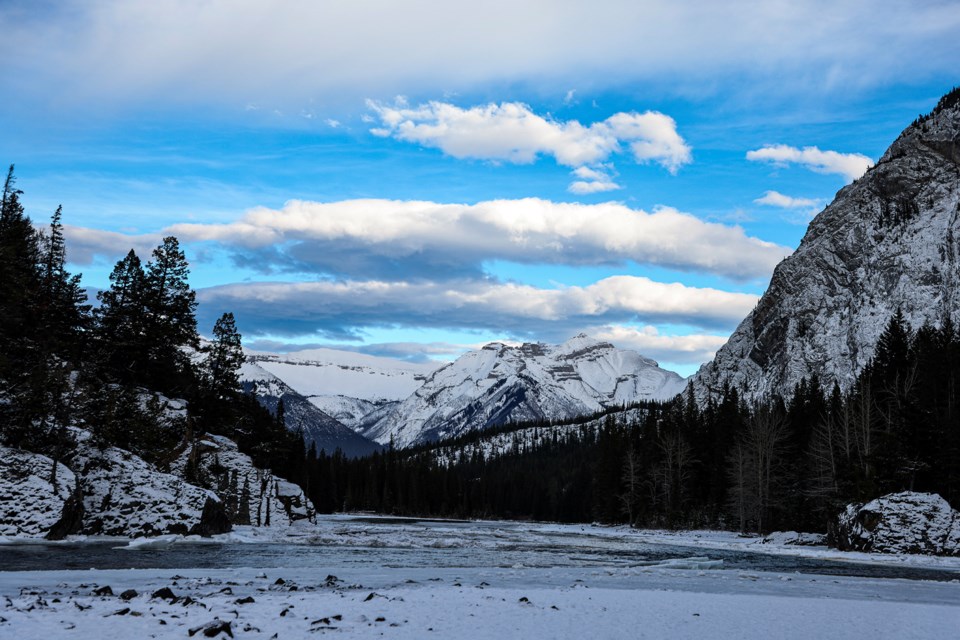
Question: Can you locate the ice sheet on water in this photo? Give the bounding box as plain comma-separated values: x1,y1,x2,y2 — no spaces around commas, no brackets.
117,534,184,550
631,556,724,570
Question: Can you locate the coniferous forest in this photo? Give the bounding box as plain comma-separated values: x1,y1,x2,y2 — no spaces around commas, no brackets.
299,312,959,534
2,165,958,536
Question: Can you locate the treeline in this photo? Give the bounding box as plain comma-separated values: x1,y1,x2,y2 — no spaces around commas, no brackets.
300,311,959,533
0,166,298,479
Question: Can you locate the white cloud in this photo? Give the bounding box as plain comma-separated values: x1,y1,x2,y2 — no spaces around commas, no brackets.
590,324,729,365
368,100,692,174
753,190,819,209
746,145,873,182
6,2,958,112
162,197,789,281
197,275,758,339
568,166,621,194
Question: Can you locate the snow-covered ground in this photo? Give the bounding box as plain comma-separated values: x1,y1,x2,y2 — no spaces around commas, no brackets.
2,517,959,638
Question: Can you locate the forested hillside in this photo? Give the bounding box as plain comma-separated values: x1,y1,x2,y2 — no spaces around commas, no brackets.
0,166,303,491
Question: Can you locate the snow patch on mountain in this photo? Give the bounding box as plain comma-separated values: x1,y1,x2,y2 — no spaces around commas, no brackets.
246,347,437,402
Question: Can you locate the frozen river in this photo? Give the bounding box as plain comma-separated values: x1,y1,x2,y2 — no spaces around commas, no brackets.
2,516,958,582
2,517,959,639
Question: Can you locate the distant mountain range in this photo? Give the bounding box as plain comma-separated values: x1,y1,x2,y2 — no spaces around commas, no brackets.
243,335,685,450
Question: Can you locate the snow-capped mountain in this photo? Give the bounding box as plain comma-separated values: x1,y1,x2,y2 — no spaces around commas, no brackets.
366,334,686,448
691,89,960,401
245,347,438,429
240,361,382,458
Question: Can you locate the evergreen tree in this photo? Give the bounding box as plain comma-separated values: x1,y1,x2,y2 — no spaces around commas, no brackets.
142,236,198,391
203,312,243,398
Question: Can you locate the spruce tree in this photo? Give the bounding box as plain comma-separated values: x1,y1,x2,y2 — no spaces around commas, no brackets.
203,312,244,399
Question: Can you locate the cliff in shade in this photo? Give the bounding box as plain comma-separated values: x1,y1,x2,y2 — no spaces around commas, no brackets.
367,334,686,448
692,89,960,401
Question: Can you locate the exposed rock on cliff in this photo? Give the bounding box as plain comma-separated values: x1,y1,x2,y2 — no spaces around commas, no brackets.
693,90,960,401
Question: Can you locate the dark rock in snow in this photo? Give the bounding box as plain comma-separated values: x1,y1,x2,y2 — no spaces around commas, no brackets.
151,587,178,601
832,491,960,556
119,589,138,601
45,479,85,540
189,497,231,537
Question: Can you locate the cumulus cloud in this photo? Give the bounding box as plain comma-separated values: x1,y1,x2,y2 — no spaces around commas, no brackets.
162,198,787,281
197,276,758,340
568,166,621,194
368,100,692,174
590,324,728,365
746,145,873,182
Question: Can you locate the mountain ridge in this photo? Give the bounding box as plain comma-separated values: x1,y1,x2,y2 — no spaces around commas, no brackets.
691,88,960,401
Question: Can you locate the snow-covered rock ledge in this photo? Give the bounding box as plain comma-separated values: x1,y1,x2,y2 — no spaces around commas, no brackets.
0,448,77,538
832,492,960,556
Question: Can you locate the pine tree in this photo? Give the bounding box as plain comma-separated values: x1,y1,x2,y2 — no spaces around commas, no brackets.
95,250,148,382
203,312,244,399
142,236,198,391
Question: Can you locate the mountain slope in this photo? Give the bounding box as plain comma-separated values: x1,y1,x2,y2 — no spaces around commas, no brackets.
245,348,438,430
240,362,381,457
367,334,686,447
692,89,960,401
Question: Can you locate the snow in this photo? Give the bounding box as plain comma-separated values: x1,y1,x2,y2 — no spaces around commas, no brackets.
245,347,437,402
370,335,686,447
68,428,219,537
2,516,959,637
170,434,315,528
2,523,958,639
0,448,75,537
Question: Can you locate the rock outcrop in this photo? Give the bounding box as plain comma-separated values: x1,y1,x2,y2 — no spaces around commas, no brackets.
66,429,229,537
170,434,315,528
832,491,960,556
0,447,76,538
692,89,960,401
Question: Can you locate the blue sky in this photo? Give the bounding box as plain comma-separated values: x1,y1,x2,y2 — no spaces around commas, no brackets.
2,0,958,375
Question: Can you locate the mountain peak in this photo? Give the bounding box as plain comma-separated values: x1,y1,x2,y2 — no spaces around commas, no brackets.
366,336,685,447
692,88,960,401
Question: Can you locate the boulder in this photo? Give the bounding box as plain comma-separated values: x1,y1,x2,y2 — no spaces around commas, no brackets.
832,491,960,556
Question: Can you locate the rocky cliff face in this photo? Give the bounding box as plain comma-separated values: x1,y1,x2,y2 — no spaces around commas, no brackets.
367,334,686,448
692,90,960,401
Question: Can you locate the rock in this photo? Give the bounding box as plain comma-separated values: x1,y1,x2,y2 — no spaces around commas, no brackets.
0,447,77,538
188,497,231,537
119,589,138,601
151,587,177,601
188,618,233,638
65,428,226,538
45,479,85,541
831,491,960,556
92,586,113,597
692,89,960,402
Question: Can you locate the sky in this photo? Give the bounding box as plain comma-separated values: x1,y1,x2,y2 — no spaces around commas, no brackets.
2,0,958,376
